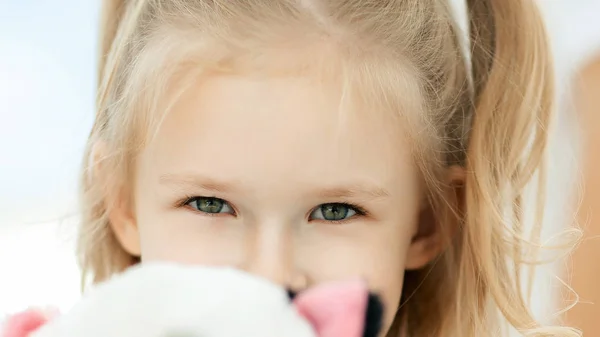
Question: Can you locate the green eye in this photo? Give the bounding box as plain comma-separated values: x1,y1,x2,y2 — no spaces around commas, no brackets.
310,203,359,222
186,197,234,214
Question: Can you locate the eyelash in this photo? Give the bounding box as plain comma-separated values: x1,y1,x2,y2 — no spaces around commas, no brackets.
312,202,368,224
177,196,237,217
176,196,368,221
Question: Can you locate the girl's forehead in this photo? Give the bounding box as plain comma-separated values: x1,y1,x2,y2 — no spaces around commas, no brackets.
126,31,425,161
158,72,409,150
138,73,418,196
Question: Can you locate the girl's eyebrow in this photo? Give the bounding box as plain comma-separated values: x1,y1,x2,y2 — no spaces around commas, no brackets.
314,184,390,200
159,173,389,200
159,173,238,194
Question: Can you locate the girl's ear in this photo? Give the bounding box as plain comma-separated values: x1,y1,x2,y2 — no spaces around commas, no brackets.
405,166,465,270
92,141,141,257
107,198,141,257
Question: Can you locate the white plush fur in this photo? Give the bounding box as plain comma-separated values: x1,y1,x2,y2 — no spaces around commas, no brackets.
32,263,316,337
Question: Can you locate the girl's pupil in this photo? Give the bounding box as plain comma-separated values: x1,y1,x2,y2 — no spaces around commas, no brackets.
196,198,224,213
322,204,348,221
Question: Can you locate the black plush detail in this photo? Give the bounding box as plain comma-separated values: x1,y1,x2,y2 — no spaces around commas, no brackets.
287,289,297,301
363,293,384,337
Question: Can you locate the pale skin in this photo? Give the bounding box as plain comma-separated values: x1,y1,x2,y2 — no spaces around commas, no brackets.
566,55,600,334
106,73,458,335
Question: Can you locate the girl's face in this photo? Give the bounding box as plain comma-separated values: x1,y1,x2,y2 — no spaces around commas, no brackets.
110,74,443,333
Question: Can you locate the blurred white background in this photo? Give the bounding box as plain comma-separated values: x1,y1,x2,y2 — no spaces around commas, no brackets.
0,1,99,314
0,0,599,322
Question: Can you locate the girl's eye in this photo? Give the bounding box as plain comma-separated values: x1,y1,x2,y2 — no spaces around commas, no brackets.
310,203,360,222
185,197,235,215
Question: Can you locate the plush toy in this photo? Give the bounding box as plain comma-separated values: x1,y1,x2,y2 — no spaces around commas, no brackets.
2,263,383,337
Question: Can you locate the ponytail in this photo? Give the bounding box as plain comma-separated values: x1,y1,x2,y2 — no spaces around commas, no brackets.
463,0,578,335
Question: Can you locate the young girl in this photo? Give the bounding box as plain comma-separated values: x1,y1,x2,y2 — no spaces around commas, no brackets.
74,0,578,336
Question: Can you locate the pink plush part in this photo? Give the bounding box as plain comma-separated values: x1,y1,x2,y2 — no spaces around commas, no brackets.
2,308,58,337
294,280,368,337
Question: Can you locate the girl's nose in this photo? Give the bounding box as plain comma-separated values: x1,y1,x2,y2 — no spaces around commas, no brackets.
240,221,308,291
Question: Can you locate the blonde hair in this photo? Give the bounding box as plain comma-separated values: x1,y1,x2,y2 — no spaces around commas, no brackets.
79,0,578,336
